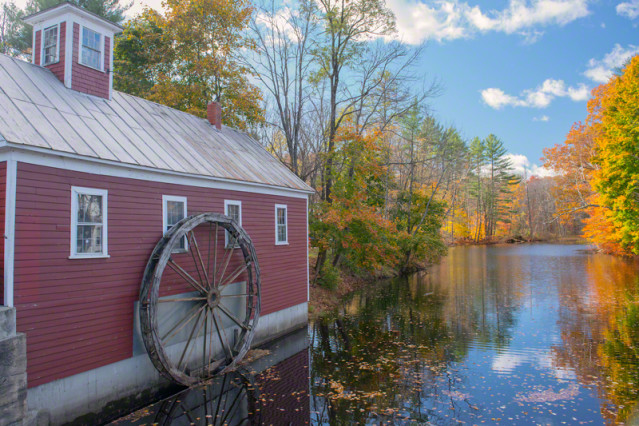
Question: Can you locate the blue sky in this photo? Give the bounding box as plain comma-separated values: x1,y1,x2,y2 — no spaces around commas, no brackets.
13,0,637,175
380,0,639,175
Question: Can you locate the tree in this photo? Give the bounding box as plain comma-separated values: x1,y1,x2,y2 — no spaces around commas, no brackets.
1,1,28,56
312,0,396,203
244,0,318,178
112,9,165,97
591,55,639,254
482,134,519,238
311,122,401,275
114,0,263,130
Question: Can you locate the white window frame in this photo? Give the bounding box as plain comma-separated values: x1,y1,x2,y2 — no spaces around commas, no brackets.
162,195,188,253
70,186,108,259
79,25,103,71
41,24,59,66
275,204,288,245
224,200,242,248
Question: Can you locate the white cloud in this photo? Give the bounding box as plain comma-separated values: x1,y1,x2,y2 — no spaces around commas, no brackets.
480,88,526,109
481,79,588,109
386,0,469,43
584,44,639,83
533,115,550,121
387,0,591,44
505,153,556,177
491,348,574,379
617,0,639,19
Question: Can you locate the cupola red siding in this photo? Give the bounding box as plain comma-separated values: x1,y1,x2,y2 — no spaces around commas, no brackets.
71,23,110,99
34,30,41,65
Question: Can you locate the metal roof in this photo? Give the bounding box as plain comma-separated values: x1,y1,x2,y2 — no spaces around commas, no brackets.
0,54,313,193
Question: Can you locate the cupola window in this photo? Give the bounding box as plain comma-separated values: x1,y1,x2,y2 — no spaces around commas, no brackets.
42,25,58,65
81,27,102,70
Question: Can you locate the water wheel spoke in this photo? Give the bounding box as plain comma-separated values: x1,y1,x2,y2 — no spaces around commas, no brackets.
214,374,229,423
186,230,206,288
216,233,238,287
220,293,251,298
207,222,212,287
211,223,219,288
167,258,207,294
202,310,208,375
219,262,249,288
217,303,251,331
161,303,206,343
178,308,206,370
220,385,244,424
212,309,234,359
188,230,210,289
158,296,207,303
207,307,215,375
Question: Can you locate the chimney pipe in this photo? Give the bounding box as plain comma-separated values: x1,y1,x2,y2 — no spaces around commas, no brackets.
207,101,222,130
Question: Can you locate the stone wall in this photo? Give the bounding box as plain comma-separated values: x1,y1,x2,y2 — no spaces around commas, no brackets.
0,307,27,426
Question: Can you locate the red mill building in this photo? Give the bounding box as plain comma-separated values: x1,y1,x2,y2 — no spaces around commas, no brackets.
0,3,311,423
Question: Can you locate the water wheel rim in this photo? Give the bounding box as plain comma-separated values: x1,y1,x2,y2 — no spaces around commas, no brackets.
139,213,261,386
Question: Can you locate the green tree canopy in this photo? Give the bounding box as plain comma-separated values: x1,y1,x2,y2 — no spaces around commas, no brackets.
114,0,263,130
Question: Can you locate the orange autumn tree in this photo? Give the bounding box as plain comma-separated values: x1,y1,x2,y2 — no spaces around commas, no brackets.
544,55,639,255
311,123,402,278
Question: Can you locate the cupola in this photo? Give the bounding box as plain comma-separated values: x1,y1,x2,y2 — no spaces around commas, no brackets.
23,2,123,100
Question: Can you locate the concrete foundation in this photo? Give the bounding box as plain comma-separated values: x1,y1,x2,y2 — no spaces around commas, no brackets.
26,302,308,425
0,307,27,426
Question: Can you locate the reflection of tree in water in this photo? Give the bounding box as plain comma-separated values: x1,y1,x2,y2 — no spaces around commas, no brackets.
310,263,521,424
551,254,639,424
152,371,258,426
602,290,639,422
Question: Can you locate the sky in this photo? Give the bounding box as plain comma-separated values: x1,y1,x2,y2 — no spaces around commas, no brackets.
10,0,638,176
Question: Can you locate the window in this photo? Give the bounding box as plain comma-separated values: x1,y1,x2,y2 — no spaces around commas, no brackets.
163,196,188,251
81,27,102,70
42,25,58,65
70,187,108,258
275,204,288,245
224,200,241,248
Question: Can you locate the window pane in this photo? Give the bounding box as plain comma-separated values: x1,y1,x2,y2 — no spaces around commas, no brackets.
77,224,102,253
227,204,240,222
166,201,185,226
277,208,286,225
82,47,100,69
278,225,287,242
77,194,102,223
83,28,100,50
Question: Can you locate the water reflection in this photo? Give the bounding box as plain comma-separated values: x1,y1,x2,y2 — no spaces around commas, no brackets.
114,245,639,425
311,245,639,424
112,329,310,426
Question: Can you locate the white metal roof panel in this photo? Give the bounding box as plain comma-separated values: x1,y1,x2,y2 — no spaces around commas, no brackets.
0,54,313,193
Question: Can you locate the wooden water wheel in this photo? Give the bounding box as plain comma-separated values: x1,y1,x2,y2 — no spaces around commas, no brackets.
152,370,260,425
139,213,261,386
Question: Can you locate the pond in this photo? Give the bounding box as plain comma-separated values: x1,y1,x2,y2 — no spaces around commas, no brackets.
112,244,639,425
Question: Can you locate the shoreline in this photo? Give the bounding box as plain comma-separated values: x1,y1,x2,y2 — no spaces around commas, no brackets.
308,237,589,319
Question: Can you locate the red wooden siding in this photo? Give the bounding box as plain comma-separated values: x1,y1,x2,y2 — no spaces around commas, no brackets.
0,162,5,306
14,162,307,388
71,23,110,99
44,22,65,82
34,30,41,66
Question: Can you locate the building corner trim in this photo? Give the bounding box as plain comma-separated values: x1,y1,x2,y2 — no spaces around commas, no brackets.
4,158,17,307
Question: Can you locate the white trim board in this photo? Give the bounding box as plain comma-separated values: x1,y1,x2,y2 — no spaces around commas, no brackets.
3,158,17,307
0,146,313,199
